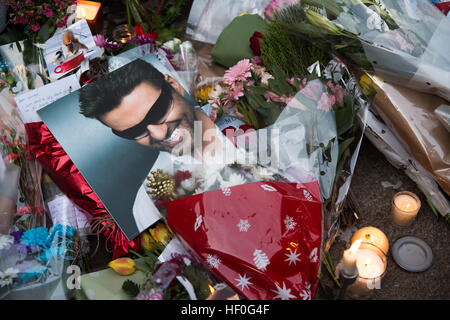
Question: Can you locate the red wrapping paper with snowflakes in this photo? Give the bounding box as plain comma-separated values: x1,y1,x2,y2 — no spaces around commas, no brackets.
166,181,322,300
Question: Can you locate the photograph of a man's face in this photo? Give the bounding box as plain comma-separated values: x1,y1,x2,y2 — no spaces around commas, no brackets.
79,58,221,161
38,56,226,241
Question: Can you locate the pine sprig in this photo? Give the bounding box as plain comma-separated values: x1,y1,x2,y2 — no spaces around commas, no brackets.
122,279,141,297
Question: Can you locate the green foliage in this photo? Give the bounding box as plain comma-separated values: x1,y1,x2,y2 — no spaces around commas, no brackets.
261,4,329,78
122,280,141,297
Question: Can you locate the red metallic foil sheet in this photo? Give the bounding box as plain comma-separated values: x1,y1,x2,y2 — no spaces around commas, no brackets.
167,181,323,300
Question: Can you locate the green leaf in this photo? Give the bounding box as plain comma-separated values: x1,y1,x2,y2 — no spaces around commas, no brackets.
338,137,354,162
334,104,355,136
122,280,140,297
247,85,269,96
37,21,51,42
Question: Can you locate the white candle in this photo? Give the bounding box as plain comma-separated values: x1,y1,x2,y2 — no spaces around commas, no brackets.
343,239,361,276
356,249,384,279
392,192,420,227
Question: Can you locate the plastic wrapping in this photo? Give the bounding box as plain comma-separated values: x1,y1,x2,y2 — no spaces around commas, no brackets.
434,104,450,132
186,0,271,44
366,75,450,196
284,0,450,101
364,107,450,217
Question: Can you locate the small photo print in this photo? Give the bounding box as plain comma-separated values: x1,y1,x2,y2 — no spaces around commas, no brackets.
43,19,99,80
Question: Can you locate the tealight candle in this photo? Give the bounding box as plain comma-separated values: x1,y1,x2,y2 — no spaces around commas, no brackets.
76,0,102,34
392,191,421,227
346,242,387,300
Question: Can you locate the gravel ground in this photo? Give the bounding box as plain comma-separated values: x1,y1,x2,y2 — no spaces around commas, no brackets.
316,139,450,300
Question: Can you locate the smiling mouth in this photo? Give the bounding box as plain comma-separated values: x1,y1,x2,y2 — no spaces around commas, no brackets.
161,126,183,147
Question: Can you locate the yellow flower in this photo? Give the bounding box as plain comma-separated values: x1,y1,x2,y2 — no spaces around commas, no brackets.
140,231,156,252
359,74,380,96
197,86,212,102
108,257,136,276
149,222,171,246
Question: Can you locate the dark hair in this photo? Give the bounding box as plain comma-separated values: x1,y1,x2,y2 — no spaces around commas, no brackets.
79,59,165,119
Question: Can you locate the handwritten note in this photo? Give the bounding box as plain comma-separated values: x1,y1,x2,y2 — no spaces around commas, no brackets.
47,195,91,235
14,74,80,124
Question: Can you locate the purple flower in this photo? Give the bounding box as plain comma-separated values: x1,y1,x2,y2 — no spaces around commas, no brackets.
32,23,40,32
136,289,163,300
10,231,23,244
44,8,53,18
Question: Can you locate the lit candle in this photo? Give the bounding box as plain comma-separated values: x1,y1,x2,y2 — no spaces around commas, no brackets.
346,243,387,300
356,249,384,279
392,191,421,227
76,0,102,34
351,226,389,255
343,239,361,276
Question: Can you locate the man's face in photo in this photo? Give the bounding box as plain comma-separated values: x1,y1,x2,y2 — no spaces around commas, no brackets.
99,76,198,155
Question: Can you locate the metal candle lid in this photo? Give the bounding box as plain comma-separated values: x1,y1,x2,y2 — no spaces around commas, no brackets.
392,236,433,272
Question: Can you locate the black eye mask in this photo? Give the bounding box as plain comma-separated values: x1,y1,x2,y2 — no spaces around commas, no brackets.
111,81,173,140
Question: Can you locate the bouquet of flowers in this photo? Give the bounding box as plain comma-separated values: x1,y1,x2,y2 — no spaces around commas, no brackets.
279,0,450,101
0,224,75,299
5,0,76,42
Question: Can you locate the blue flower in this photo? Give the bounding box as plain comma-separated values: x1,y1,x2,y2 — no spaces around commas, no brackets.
46,225,75,247
19,227,49,248
40,246,69,262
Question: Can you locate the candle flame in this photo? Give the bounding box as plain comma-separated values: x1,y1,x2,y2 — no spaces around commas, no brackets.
81,7,86,18
208,284,215,294
350,239,362,253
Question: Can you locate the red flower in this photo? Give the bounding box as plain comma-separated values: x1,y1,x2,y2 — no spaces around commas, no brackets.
134,22,159,40
3,153,18,163
155,198,171,210
174,170,192,183
250,32,264,56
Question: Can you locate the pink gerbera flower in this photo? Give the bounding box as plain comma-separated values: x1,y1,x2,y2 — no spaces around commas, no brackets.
223,59,252,86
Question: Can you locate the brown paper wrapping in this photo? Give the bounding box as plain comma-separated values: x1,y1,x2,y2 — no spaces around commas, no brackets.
369,76,450,195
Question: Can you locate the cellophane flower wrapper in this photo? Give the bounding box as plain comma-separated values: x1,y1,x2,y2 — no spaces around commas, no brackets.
0,224,76,300
162,39,199,95
162,59,368,300
0,92,46,231
285,0,450,101
186,0,271,44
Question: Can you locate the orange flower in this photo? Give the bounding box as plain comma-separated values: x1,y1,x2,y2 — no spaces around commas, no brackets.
108,257,136,276
149,222,171,246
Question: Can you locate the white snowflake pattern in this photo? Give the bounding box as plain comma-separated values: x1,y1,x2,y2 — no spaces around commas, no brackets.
194,215,203,232
309,247,319,263
299,282,312,300
237,219,251,232
206,254,221,269
284,248,302,266
253,249,270,271
222,187,231,196
235,273,253,291
271,282,296,300
260,184,277,192
284,216,297,231
303,189,313,201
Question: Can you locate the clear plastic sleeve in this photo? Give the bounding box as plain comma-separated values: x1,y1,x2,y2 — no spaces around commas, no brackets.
186,0,271,44
283,0,450,101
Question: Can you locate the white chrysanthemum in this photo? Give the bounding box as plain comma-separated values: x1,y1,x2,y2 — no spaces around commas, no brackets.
0,235,14,250
251,166,275,181
180,177,196,192
0,268,18,287
220,173,247,189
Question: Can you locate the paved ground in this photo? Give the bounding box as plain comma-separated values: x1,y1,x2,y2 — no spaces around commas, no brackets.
316,139,450,300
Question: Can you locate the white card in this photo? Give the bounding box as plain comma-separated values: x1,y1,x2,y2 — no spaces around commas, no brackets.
14,74,80,124
47,195,91,234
